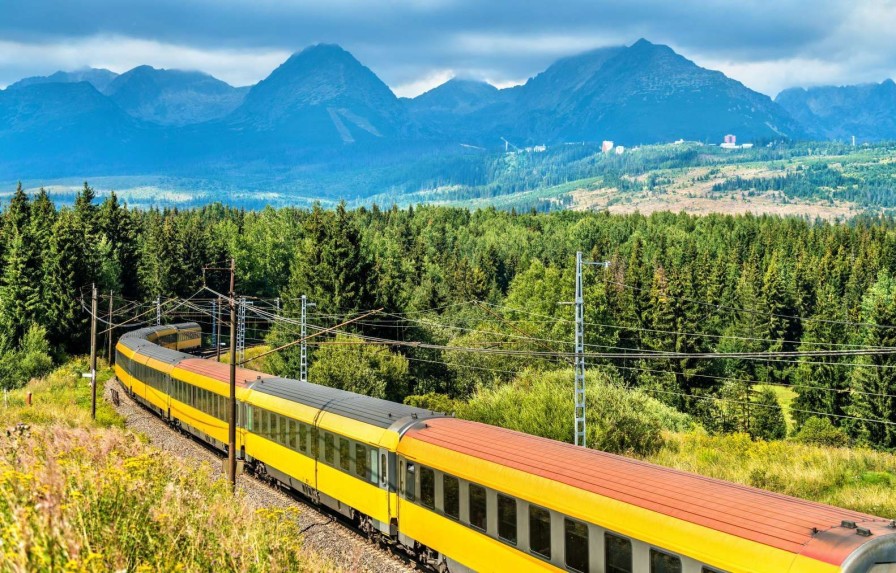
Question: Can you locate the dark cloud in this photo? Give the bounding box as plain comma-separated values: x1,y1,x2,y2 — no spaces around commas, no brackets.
1,1,892,96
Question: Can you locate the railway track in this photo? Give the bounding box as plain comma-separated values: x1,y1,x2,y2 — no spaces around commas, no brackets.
103,377,417,573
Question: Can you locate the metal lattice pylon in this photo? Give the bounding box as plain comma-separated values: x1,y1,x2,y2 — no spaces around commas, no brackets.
236,296,246,364
211,300,217,348
574,251,586,447
300,295,308,383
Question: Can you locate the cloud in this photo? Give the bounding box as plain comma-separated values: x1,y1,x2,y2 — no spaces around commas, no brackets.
1,1,895,96
0,36,291,88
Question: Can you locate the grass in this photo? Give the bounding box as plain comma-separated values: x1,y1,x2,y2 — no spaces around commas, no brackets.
649,431,896,518
218,345,271,371
0,359,330,573
754,384,798,434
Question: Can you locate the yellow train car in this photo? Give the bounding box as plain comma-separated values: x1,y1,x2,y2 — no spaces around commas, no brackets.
116,323,896,573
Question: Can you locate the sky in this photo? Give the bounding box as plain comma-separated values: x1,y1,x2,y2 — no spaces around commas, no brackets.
2,0,895,97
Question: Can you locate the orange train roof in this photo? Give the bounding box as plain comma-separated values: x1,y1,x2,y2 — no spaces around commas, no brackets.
175,358,267,388
403,417,892,566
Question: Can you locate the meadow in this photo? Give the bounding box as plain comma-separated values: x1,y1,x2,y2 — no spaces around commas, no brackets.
0,359,329,573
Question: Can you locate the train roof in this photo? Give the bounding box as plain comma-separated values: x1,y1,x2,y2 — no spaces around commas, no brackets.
118,323,198,364
403,417,894,567
120,322,440,429
248,376,440,429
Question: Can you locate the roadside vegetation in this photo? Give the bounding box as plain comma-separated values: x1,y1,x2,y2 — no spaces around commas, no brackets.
0,361,328,572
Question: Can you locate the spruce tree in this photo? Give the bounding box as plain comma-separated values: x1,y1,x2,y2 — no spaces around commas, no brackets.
792,283,847,427
847,271,896,448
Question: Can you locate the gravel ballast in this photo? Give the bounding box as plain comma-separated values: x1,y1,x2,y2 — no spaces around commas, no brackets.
104,378,414,573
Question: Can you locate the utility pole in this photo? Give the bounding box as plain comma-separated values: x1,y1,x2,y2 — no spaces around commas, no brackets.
89,284,98,420
228,258,237,492
571,251,610,448
107,290,114,365
300,295,316,383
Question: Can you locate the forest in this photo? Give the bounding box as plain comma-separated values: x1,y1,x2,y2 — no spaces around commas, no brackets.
2,182,896,451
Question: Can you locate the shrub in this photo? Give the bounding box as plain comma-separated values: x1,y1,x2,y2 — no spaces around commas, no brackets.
0,323,54,390
793,416,850,447
457,369,692,456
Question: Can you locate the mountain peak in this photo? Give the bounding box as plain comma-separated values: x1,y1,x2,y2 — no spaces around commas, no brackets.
103,65,245,125
7,67,119,92
231,44,405,144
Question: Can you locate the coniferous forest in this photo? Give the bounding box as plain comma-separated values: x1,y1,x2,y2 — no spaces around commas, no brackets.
3,182,896,451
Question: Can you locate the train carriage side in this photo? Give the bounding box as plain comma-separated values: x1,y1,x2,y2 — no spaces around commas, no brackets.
116,326,196,418
167,358,258,451
395,418,896,573
241,376,443,537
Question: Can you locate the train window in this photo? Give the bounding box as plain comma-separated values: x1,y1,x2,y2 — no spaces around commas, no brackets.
468,484,487,531
529,505,552,560
339,438,351,472
280,416,288,445
355,444,368,480
443,475,459,519
257,409,266,436
324,433,335,464
299,424,308,452
288,419,297,449
497,494,517,545
404,462,416,501
605,533,632,573
650,550,681,573
311,427,319,457
420,466,435,509
565,518,589,573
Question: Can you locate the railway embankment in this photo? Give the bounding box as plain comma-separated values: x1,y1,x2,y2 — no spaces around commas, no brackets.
0,358,386,572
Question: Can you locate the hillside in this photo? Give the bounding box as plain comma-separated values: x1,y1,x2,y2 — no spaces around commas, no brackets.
776,80,896,141
0,359,330,572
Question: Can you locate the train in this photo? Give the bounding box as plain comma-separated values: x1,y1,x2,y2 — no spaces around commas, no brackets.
115,322,896,573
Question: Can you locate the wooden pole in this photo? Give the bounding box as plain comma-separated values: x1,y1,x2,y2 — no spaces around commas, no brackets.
107,290,114,365
90,284,98,420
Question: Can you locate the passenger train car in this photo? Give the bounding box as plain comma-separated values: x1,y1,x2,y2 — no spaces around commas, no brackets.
115,323,896,573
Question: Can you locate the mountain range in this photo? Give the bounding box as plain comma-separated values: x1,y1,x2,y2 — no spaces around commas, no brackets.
1,39,892,198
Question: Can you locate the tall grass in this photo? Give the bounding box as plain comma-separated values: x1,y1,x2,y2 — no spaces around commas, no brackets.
1,357,123,429
0,359,330,572
650,431,896,518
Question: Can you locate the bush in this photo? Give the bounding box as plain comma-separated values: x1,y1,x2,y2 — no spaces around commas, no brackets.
404,392,464,415
308,334,409,401
793,416,850,447
0,323,54,390
457,369,692,456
